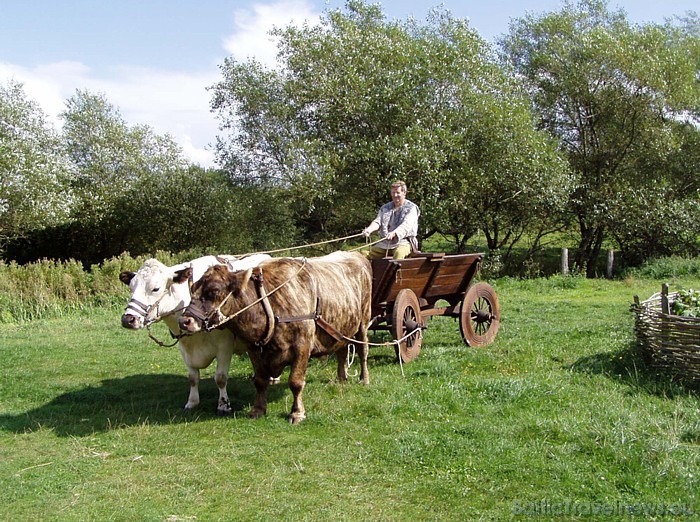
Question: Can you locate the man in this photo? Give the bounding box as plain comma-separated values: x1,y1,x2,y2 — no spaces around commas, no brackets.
362,180,420,259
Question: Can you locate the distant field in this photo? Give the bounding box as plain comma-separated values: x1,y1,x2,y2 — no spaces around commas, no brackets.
1,275,699,520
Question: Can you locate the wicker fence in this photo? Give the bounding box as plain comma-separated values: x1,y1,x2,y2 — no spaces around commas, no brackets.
632,284,700,381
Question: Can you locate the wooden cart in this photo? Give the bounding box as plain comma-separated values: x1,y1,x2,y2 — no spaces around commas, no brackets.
370,252,500,363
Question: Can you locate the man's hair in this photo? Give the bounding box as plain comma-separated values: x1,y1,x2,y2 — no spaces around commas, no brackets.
391,180,407,193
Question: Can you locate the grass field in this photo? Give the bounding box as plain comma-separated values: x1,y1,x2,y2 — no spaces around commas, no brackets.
1,275,699,520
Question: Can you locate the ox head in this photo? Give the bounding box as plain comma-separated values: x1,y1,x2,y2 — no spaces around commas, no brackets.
120,259,190,329
178,264,253,333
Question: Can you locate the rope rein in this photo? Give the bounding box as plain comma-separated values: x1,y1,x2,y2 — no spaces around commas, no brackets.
146,323,184,347
238,231,390,257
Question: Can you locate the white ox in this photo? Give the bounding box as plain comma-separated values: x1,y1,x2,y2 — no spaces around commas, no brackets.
119,254,270,415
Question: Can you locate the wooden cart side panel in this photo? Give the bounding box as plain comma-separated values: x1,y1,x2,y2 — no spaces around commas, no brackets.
371,258,398,306
424,254,483,300
381,258,437,304
371,253,484,313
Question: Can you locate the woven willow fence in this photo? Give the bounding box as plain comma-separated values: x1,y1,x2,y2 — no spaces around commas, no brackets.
632,284,700,381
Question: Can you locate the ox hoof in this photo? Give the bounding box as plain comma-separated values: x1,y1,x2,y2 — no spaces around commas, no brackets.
217,407,232,417
288,413,306,425
248,408,266,420
183,404,197,412
217,399,232,416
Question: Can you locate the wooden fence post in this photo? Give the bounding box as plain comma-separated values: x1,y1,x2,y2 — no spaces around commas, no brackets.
661,283,670,314
561,248,569,276
607,249,614,279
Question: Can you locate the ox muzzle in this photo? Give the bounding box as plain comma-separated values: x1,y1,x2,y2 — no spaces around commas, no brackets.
179,301,224,333
121,298,156,329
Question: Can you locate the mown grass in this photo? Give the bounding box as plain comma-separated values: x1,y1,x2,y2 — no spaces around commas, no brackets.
1,275,699,520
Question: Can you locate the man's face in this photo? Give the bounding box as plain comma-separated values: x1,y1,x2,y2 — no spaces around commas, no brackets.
391,186,406,207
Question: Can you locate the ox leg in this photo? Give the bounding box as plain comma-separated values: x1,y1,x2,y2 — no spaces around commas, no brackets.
185,367,201,410
214,352,233,416
248,354,270,419
288,355,309,424
335,345,349,383
357,329,370,385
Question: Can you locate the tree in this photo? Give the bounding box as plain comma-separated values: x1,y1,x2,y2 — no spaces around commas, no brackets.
211,0,571,257
0,80,73,251
502,0,700,274
114,166,301,256
607,122,700,266
56,90,191,262
61,90,187,221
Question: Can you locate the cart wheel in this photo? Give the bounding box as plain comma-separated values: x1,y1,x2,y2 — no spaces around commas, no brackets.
391,289,424,363
460,282,500,347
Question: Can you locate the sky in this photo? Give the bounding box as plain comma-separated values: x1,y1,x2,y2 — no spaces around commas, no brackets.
1,1,696,167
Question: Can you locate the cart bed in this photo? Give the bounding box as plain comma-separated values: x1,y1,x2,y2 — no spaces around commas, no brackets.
371,252,484,316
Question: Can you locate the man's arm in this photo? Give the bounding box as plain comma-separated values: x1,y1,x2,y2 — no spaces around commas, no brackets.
362,215,381,237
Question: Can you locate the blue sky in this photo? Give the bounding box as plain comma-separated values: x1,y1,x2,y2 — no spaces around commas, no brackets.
1,0,696,166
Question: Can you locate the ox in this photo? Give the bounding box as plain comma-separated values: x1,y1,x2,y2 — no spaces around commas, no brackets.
177,251,372,424
120,254,270,415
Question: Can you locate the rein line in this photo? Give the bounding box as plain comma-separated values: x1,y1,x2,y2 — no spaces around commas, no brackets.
144,304,192,347
146,323,187,347
237,232,388,256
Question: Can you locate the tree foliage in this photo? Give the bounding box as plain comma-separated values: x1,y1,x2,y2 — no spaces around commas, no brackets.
0,80,73,250
211,0,571,256
3,2,699,275
501,0,700,274
61,90,187,221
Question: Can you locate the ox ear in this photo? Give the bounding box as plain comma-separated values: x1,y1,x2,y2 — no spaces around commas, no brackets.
173,266,193,284
119,271,136,285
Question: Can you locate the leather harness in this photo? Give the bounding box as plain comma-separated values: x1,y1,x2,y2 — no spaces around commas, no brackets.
251,266,344,347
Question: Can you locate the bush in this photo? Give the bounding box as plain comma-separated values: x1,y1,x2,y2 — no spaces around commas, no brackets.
624,256,700,279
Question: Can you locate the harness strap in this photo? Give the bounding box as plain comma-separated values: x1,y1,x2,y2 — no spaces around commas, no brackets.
276,297,320,324
126,298,150,316
251,272,343,345
252,267,276,346
315,314,345,342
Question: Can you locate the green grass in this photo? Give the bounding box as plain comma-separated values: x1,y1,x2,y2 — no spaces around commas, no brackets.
1,276,699,520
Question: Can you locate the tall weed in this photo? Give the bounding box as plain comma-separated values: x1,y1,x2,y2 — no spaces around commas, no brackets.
0,249,243,323
0,254,138,322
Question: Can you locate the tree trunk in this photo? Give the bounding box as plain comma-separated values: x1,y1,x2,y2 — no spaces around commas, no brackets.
576,222,605,277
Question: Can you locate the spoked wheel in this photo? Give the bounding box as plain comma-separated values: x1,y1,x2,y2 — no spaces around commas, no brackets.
460,282,500,347
391,289,425,363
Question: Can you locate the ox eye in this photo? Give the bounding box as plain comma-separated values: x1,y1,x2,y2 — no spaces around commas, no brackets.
152,287,161,293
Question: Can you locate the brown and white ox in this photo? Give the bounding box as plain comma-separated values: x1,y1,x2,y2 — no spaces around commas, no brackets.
177,251,372,424
120,254,270,415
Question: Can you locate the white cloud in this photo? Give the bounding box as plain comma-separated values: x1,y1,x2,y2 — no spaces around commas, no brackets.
0,61,218,167
224,0,321,67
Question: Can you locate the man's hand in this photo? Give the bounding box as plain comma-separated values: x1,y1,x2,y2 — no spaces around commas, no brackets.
386,231,397,241
362,228,371,237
